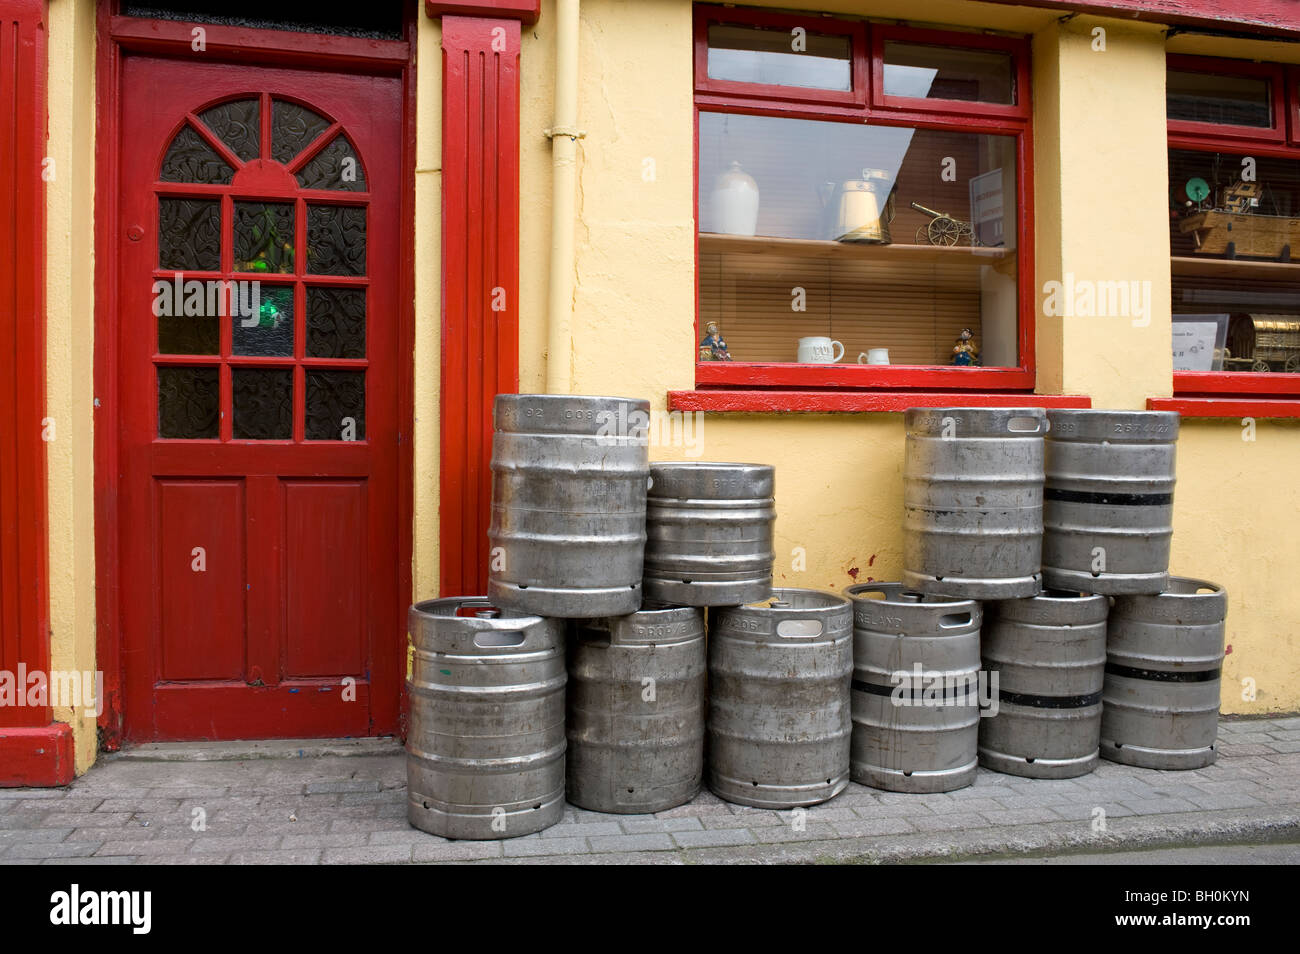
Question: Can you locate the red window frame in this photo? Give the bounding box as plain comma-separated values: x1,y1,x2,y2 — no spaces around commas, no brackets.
1164,54,1300,413
1166,54,1287,145
683,6,1043,410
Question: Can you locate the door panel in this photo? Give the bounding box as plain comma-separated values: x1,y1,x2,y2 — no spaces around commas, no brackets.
158,480,245,681
284,481,366,678
117,55,402,740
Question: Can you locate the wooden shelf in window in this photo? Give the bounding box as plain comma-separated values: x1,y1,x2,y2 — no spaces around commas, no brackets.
1171,255,1300,280
701,232,1014,271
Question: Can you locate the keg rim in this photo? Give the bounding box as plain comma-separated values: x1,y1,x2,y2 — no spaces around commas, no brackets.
734,586,851,612
842,581,979,612
1045,408,1180,440
409,596,548,629
495,393,651,408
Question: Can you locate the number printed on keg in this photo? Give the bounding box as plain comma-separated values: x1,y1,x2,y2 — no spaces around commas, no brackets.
914,415,961,429
564,407,595,421
1113,421,1172,434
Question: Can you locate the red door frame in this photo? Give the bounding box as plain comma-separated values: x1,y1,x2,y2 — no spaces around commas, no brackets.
0,0,74,786
94,9,417,748
434,5,534,597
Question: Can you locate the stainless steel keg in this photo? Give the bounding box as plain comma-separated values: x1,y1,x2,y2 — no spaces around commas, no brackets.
567,604,706,813
844,583,982,793
708,589,853,809
1101,577,1227,770
903,407,1046,599
488,394,650,618
1043,410,1179,595
643,462,775,607
407,597,566,839
979,591,1109,779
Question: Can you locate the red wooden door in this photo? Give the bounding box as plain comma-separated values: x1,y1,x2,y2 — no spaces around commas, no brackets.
116,55,403,741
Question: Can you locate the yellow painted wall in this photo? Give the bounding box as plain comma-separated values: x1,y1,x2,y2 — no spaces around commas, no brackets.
44,0,99,773
507,0,1299,715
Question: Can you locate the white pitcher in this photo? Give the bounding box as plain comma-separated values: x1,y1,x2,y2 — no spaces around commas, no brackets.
798,337,844,363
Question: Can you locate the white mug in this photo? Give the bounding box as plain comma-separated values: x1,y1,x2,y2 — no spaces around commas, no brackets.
798,336,844,364
857,348,890,365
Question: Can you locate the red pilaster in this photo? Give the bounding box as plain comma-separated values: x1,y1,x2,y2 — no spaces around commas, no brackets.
438,14,522,597
0,0,71,785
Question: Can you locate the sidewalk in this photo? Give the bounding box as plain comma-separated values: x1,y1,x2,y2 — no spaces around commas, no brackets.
2,716,1297,865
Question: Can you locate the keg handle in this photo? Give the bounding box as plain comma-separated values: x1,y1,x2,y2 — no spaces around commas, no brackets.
474,629,527,648
777,619,824,638
1007,415,1043,433
939,612,973,628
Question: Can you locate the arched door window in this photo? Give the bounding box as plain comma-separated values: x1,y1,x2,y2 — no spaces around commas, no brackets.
154,94,368,442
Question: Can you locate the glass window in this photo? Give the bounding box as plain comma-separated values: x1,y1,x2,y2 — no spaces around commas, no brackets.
1168,70,1272,128
707,23,852,91
883,41,1014,105
1168,147,1300,374
699,112,1019,367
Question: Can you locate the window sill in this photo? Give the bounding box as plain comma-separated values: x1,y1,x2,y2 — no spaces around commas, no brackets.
668,390,1091,413
1148,397,1300,419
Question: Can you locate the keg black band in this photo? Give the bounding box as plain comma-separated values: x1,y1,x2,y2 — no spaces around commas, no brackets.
1105,662,1221,683
851,678,979,702
996,688,1103,709
1044,488,1173,506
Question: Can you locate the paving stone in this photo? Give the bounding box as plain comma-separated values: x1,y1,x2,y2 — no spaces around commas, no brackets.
1181,792,1265,811
15,797,102,813
977,807,1061,826
1268,740,1300,754
0,828,72,845
40,812,134,828
1119,797,1202,815
280,832,369,851
654,801,733,819
229,850,324,865
502,837,590,857
411,841,504,862
1216,744,1276,757
851,801,934,819
93,839,198,857
149,855,232,865
7,841,102,859
0,813,51,829
700,811,785,830
672,828,756,848
305,780,382,795
542,821,623,838
752,824,841,844
370,829,446,846
830,816,917,837
618,816,704,834
321,845,414,865
587,833,676,853
189,835,283,853
909,812,991,833
43,856,135,866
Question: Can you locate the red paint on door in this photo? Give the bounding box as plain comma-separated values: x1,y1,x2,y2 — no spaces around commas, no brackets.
114,56,404,741
439,16,522,597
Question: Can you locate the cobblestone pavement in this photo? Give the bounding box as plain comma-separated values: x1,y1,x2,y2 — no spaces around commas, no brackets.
2,716,1298,865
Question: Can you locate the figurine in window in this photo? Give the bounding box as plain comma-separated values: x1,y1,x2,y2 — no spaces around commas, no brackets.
951,327,981,367
699,321,733,361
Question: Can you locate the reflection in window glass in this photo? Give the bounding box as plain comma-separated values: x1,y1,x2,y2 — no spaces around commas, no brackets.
1168,70,1272,127
707,23,851,91
883,42,1014,104
1169,148,1300,374
698,112,1018,368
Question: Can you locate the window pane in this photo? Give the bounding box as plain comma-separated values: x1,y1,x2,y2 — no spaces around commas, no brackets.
698,112,1018,368
233,284,295,357
883,41,1014,105
307,205,366,275
707,23,851,91
159,198,221,271
306,370,365,440
1168,70,1271,127
232,368,293,439
198,98,260,163
1169,148,1300,374
271,99,333,165
159,125,234,184
306,286,366,358
158,366,219,439
234,201,295,274
297,135,366,192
